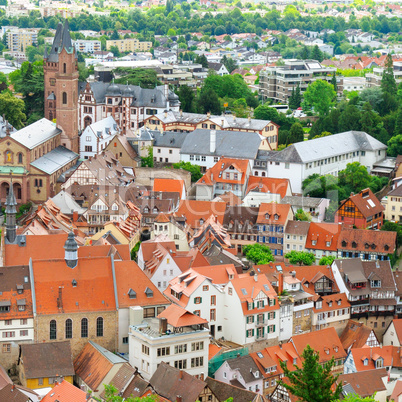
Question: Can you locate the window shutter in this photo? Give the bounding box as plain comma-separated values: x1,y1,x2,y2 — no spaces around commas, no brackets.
262,327,265,336
262,300,265,307
252,315,255,323
246,329,248,337
267,326,270,333
252,329,255,336
273,312,276,319
200,297,202,303
273,325,276,332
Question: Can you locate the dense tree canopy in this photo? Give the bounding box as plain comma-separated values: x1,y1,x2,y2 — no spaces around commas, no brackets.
243,243,274,265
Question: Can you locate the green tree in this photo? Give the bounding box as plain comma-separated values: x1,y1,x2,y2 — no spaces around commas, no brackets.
342,395,375,402
295,208,311,222
381,221,402,248
395,107,402,135
243,243,274,265
381,53,397,96
172,161,202,182
110,45,121,57
303,80,336,116
331,72,337,93
0,92,26,129
221,55,238,73
288,122,304,144
387,134,402,157
311,44,323,62
114,68,161,88
289,82,302,109
197,88,221,115
177,85,195,112
195,54,208,68
319,255,335,266
338,162,372,193
141,146,154,167
130,241,141,261
284,251,315,266
279,345,342,402
99,384,159,401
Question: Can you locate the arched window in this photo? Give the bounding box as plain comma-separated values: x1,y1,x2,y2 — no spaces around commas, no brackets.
49,111,53,120
81,318,88,338
50,320,57,340
63,63,66,73
17,153,23,164
62,92,67,105
65,319,72,339
96,317,103,337
5,151,12,163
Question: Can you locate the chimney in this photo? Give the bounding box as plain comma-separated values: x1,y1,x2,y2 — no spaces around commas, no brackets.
254,273,258,282
278,272,284,294
207,112,210,118
57,286,63,309
73,211,78,222
164,110,168,118
159,317,168,334
176,396,183,402
210,130,216,153
180,109,183,116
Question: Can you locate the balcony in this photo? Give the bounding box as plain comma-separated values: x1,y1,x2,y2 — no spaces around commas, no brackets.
350,298,370,306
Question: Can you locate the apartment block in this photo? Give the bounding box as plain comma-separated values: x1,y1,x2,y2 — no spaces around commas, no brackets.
366,62,402,88
106,38,152,53
74,39,101,53
6,28,38,52
259,59,336,103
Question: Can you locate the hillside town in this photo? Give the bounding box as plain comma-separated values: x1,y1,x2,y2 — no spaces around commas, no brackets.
1,0,402,401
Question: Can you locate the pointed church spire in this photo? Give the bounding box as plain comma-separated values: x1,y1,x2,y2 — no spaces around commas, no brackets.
61,19,73,51
5,177,17,244
44,45,48,60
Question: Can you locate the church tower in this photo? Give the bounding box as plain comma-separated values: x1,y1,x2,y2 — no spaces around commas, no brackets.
44,20,79,153
5,180,17,244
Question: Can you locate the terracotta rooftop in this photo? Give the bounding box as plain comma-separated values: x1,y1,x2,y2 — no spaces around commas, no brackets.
157,304,207,327
305,222,342,251
246,176,291,199
337,188,384,219
41,380,87,402
256,203,292,225
197,158,250,186
337,369,387,398
175,200,227,228
340,320,379,351
153,178,185,198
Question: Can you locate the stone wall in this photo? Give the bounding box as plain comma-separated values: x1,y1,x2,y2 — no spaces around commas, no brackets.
35,310,118,359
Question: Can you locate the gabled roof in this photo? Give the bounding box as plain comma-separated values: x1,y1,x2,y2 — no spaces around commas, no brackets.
10,118,61,149
337,369,387,398
175,200,227,228
338,228,395,254
283,264,338,290
149,362,206,402
340,320,379,351
246,176,291,199
20,341,74,379
224,354,261,384
256,203,292,225
114,260,168,308
157,304,207,327
348,346,402,371
290,327,346,363
153,178,185,198
30,146,79,175
0,384,32,402
74,341,126,391
337,188,384,219
42,379,87,402
197,158,250,186
305,222,341,251
32,256,116,314
99,364,136,400
313,293,350,313
285,220,310,236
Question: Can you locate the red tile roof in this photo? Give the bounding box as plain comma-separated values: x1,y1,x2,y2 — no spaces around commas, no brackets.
32,257,117,314
175,200,227,228
246,176,291,199
340,320,379,351
336,369,387,398
157,304,207,327
305,222,342,251
154,212,170,223
153,178,185,198
337,188,384,219
257,203,292,225
290,327,346,364
114,260,168,308
41,380,87,402
349,346,402,371
312,293,349,313
197,158,250,186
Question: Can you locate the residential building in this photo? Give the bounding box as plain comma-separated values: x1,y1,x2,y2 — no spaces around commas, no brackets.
366,61,402,88
337,228,396,261
343,346,402,379
381,185,402,222
394,271,402,318
0,118,78,204
18,341,75,389
195,158,251,201
79,116,120,159
383,318,402,347
180,129,272,172
0,265,34,371
129,304,210,381
78,82,180,134
6,28,37,52
208,62,229,76
289,327,347,373
340,320,380,352
259,59,336,102
305,222,341,263
281,196,330,222
104,134,140,167
145,111,278,149
153,178,186,201
331,259,397,334
214,354,263,394
74,39,101,53
152,131,189,164
255,131,387,193
311,293,350,333
243,177,292,207
284,220,310,254
106,38,152,52
336,369,388,402
74,341,133,398
256,203,293,257
335,188,384,229
250,343,301,396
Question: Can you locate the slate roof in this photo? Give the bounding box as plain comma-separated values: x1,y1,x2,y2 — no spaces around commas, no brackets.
225,354,261,383
10,118,61,150
30,146,79,175
149,362,206,402
20,341,74,379
153,131,189,148
180,129,263,159
51,189,87,215
264,131,387,164
282,195,325,208
47,20,76,62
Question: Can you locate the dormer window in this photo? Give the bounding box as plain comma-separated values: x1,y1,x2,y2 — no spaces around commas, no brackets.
375,357,384,368
363,358,368,366
324,348,330,355
334,346,338,352
265,213,270,220
145,287,153,298
144,206,149,213
72,279,77,287
274,214,279,221
326,241,331,247
128,288,137,299
365,243,370,249
384,244,389,251
352,241,357,248
370,280,381,288
16,285,23,294
312,240,317,246
328,301,332,307
337,299,341,306
342,241,347,247
316,301,322,309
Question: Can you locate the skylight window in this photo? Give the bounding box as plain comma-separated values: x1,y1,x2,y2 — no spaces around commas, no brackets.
241,288,247,295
